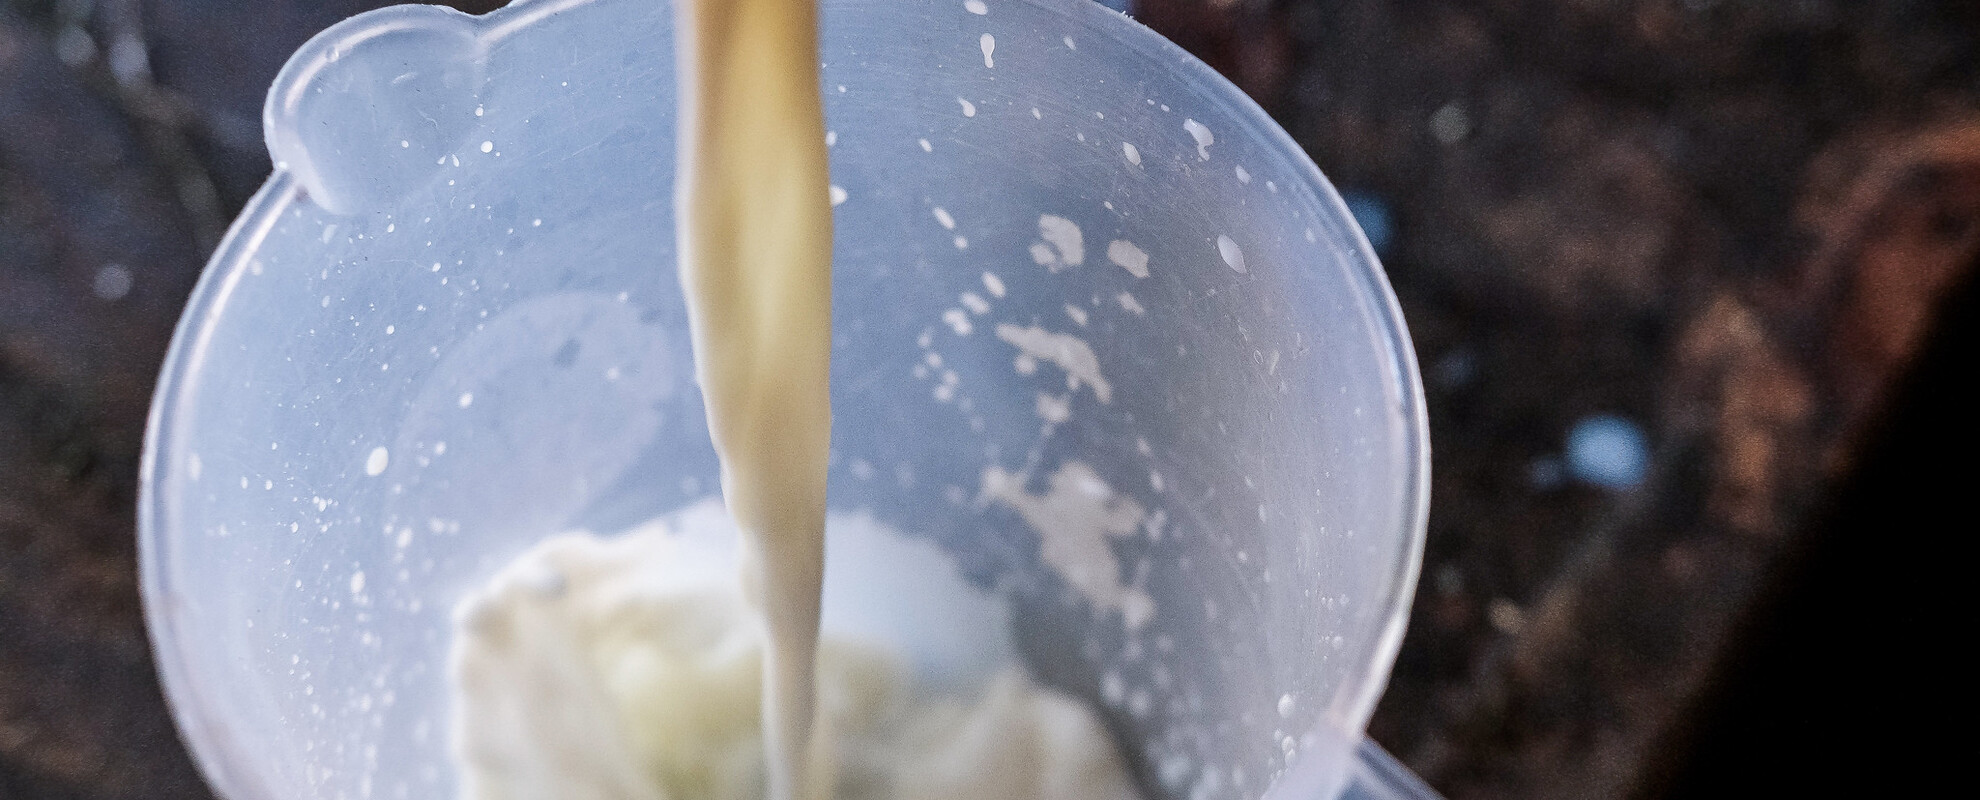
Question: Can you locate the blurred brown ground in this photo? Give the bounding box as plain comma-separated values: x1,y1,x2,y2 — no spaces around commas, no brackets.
3,1,1976,798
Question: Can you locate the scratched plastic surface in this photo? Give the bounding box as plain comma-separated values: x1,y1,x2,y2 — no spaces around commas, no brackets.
138,1,1431,799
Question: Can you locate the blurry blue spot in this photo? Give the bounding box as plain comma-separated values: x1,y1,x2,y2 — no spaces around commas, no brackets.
1566,414,1649,489
1342,191,1394,254
1432,347,1478,390
1527,456,1565,490
1094,0,1132,13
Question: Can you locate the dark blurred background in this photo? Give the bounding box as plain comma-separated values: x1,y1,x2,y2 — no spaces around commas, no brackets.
3,1,1973,798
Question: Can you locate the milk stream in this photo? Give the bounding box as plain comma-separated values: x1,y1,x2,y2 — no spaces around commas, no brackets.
673,1,835,799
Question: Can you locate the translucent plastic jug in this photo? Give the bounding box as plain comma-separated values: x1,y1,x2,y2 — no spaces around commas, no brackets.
138,1,1436,799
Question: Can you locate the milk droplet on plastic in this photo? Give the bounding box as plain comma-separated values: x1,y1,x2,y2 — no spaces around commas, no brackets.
364,447,389,476
1217,234,1247,273
1184,118,1215,160
1107,240,1149,278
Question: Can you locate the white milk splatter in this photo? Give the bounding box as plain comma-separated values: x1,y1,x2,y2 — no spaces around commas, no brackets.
964,0,987,14
982,272,1007,297
994,323,1111,403
1035,393,1072,424
365,447,390,476
942,309,974,336
933,207,956,230
1184,118,1215,160
980,33,996,68
980,462,1154,630
958,97,977,117
1032,215,1085,272
829,185,848,206
1122,142,1141,166
1216,234,1247,273
1107,240,1149,278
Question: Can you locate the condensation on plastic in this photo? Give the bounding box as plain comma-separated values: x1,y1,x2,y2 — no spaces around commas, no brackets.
138,1,1434,799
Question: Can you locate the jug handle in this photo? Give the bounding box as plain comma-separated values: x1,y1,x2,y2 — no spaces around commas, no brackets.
1339,737,1445,800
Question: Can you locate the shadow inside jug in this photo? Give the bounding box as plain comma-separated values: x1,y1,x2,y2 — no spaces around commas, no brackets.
139,2,1429,799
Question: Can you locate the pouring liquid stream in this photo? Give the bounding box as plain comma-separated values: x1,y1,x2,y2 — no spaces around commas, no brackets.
674,0,836,798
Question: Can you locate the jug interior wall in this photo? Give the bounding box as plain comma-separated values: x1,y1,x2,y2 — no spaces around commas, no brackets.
140,2,1427,799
